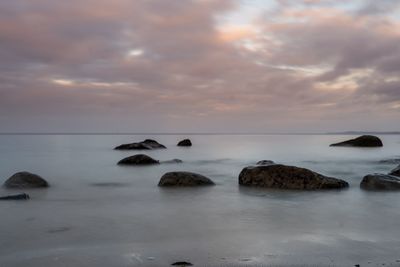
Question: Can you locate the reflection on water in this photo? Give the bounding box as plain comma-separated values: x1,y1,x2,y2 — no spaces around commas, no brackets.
0,134,400,266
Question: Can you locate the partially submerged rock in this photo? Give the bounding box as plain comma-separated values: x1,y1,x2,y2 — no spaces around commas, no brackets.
0,193,30,200
115,139,166,150
4,172,49,188
158,172,215,187
389,165,400,177
256,160,275,166
239,164,348,190
177,139,192,147
330,135,383,147
161,159,183,164
118,154,159,165
360,174,400,190
171,262,193,266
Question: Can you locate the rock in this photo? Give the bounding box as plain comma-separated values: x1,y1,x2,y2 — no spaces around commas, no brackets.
177,139,192,147
360,173,400,190
117,154,159,165
115,139,166,150
330,135,383,147
256,160,275,166
171,262,193,266
238,164,348,190
158,172,215,187
161,159,183,164
0,193,30,200
4,172,49,188
389,165,400,177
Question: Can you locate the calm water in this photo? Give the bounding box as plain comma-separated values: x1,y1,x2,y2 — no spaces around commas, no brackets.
0,134,400,267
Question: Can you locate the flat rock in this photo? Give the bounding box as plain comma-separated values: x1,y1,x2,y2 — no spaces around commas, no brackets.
0,193,30,200
239,164,348,190
360,173,400,190
3,172,49,188
256,160,275,165
177,139,192,147
115,139,166,150
158,172,215,187
171,261,193,266
330,135,383,147
117,154,159,165
389,165,400,177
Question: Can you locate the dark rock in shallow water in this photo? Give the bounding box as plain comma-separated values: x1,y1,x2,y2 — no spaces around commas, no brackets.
177,139,192,147
161,159,183,164
115,139,166,150
389,165,400,177
118,154,159,165
360,173,400,190
330,135,383,147
256,160,275,166
239,164,348,190
171,261,193,266
0,193,30,200
4,172,49,188
158,172,215,187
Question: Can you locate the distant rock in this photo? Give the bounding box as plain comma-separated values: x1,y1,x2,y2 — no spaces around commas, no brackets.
389,165,400,177
330,135,383,147
360,173,400,190
3,172,49,188
161,159,183,164
256,160,275,166
177,139,192,147
158,172,215,187
117,154,159,165
239,164,348,190
115,139,166,150
171,262,193,266
0,193,30,200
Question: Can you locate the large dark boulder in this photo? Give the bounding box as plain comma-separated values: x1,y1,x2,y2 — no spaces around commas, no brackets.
389,165,400,177
330,135,383,147
118,154,160,165
0,193,30,200
360,173,400,190
115,139,166,150
158,172,215,187
3,172,49,188
177,139,192,147
239,164,348,190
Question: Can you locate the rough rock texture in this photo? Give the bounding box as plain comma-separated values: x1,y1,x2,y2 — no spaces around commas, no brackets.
177,139,192,147
389,165,400,177
117,154,159,165
158,172,215,187
4,172,49,188
256,160,275,166
0,193,30,200
115,139,166,150
360,173,400,190
330,135,383,147
239,164,348,190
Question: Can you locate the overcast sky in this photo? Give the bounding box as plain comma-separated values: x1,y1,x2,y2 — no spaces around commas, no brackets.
1,0,399,133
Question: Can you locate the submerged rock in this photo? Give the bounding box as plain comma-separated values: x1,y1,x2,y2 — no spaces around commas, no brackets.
177,139,192,147
0,193,30,200
389,165,400,177
161,159,183,164
115,139,166,150
360,173,400,190
239,164,348,190
158,172,215,187
256,160,275,166
117,154,159,165
171,262,193,266
330,135,383,147
4,172,49,188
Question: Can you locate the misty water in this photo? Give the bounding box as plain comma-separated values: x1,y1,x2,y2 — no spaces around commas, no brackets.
1,134,400,267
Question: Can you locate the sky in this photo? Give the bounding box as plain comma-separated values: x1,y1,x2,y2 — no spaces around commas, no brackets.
0,0,400,133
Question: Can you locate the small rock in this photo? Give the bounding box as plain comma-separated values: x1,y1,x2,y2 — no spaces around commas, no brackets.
177,139,192,147
0,193,30,200
171,262,193,266
115,139,166,150
330,135,383,147
118,154,159,165
389,164,400,177
360,173,400,190
4,172,49,188
162,159,183,164
158,172,215,187
256,160,275,166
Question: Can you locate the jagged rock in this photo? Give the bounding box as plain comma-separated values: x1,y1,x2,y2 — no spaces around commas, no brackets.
360,173,400,190
158,172,215,187
177,139,192,147
3,172,49,188
239,164,348,190
256,160,275,165
0,193,30,200
389,165,400,177
115,139,166,150
117,154,159,165
330,135,383,147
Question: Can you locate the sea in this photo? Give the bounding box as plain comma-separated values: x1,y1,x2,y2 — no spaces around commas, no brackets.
0,134,400,267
